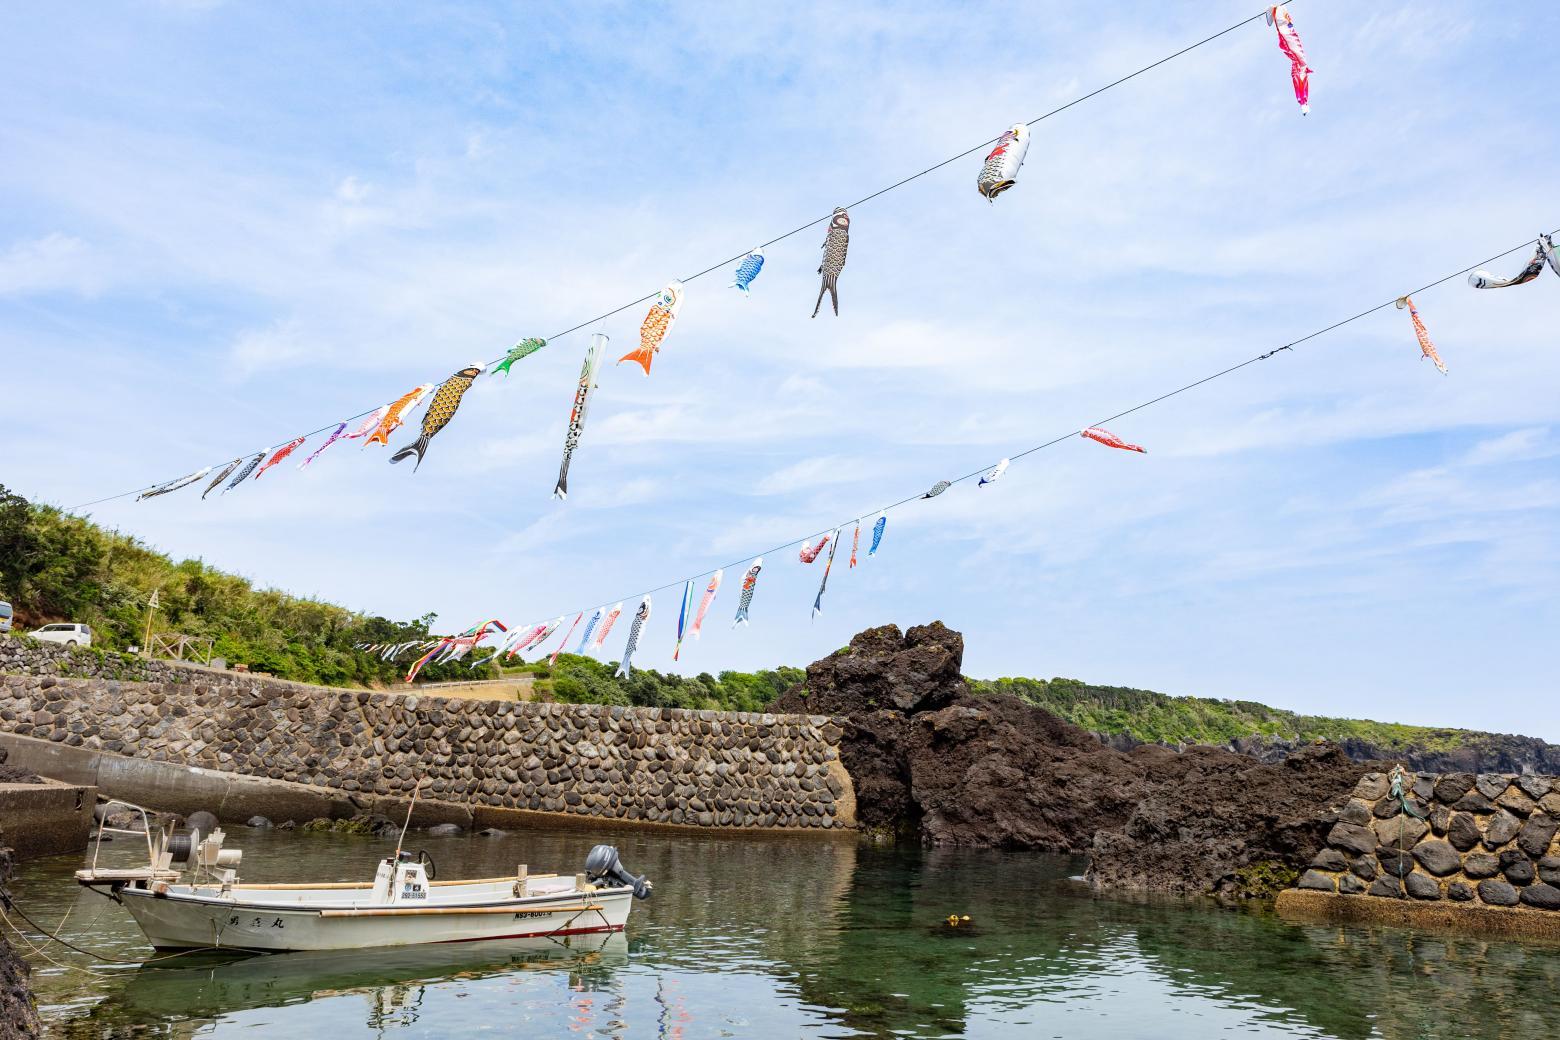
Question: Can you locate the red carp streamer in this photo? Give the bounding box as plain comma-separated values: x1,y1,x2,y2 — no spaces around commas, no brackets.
1081,427,1147,453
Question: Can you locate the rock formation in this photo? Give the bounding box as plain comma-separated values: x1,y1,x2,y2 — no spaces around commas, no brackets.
774,622,1371,894
0,826,42,1039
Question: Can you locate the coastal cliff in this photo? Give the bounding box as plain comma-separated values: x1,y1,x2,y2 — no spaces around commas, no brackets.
773,623,1371,895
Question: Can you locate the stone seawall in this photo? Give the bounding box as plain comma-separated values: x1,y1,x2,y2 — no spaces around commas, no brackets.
1278,770,1560,938
0,672,854,832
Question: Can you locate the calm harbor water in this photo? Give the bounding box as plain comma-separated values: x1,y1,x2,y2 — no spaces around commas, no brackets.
9,826,1559,1038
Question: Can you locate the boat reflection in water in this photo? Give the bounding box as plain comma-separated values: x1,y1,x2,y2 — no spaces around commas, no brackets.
84,933,627,1034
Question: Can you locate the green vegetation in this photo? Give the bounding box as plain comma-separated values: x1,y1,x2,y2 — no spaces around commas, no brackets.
973,676,1478,754
501,655,803,714
0,485,1526,751
0,484,479,687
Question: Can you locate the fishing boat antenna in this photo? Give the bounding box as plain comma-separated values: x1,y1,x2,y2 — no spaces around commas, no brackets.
393,779,423,862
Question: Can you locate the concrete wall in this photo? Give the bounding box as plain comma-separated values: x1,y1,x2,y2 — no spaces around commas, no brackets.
1278,770,1560,938
0,672,854,832
0,780,95,859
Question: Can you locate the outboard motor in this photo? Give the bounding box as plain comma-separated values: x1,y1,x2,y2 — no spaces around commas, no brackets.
584,844,652,899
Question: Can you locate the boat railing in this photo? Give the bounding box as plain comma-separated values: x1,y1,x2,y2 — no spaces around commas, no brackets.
84,797,159,877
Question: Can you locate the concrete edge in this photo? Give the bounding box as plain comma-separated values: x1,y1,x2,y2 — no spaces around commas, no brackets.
1276,888,1560,942
0,732,853,840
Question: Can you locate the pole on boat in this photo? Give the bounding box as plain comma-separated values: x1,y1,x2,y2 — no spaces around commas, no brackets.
393,779,423,863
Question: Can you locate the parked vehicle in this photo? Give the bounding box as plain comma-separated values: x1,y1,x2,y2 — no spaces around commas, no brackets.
0,601,12,633
29,622,92,648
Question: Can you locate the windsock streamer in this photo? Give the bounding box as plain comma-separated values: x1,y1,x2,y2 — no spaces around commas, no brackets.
554,334,606,500
550,612,584,666
1396,296,1447,375
979,459,1009,486
137,466,212,502
365,384,435,448
1081,426,1147,453
849,522,860,568
729,249,765,295
690,570,722,640
868,513,887,556
618,282,684,376
732,559,763,627
345,405,391,441
390,365,483,472
673,581,694,661
922,480,951,499
254,436,307,479
492,337,547,377
799,534,830,563
221,452,266,495
812,208,851,318
1267,5,1312,114
576,608,604,654
616,596,652,679
202,458,244,499
591,602,624,652
298,422,349,469
977,124,1031,200
812,529,840,619
1468,235,1559,289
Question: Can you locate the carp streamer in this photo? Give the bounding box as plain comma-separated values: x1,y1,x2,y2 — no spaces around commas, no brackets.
1081,426,1147,453
616,596,652,678
1396,296,1447,375
1267,4,1312,114
733,559,764,627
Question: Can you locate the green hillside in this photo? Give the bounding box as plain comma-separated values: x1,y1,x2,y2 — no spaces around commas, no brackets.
0,484,474,687
502,656,804,714
0,484,1539,755
973,676,1476,754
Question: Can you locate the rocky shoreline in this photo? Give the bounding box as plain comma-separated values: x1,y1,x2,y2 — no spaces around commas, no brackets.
773,623,1372,895
0,826,42,1040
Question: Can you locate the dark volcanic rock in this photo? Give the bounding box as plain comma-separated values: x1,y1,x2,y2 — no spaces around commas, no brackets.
1477,879,1519,907
1404,872,1442,900
0,826,42,1039
1412,840,1462,878
1521,883,1560,910
773,622,1372,895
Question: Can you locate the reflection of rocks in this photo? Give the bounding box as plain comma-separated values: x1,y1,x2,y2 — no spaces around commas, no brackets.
0,826,41,1040
1134,911,1560,1040
775,623,1369,894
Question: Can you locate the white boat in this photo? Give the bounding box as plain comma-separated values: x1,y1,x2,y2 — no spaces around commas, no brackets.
76,800,652,953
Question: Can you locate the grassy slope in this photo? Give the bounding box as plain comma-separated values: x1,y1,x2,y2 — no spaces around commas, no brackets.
0,485,473,687
972,676,1477,753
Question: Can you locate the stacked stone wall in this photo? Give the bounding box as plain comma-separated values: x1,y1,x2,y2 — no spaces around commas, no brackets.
0,672,851,831
1297,770,1560,912
0,635,195,684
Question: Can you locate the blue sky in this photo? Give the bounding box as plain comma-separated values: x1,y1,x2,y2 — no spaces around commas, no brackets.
4,2,1558,738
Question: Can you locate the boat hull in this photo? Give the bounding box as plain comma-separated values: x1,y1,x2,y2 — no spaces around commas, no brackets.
118,887,634,952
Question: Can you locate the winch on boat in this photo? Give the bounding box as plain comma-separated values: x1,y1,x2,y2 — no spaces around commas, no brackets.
75,799,652,953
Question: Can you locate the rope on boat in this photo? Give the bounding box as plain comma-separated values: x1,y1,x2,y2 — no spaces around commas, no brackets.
0,887,226,973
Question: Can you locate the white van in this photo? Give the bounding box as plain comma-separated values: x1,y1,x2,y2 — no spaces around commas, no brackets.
30,623,92,648
0,601,11,633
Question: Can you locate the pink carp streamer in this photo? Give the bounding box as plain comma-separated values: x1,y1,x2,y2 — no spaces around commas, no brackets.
1268,5,1312,114
799,534,830,563
591,603,624,652
689,570,722,641
550,612,584,666
1396,296,1446,375
1081,426,1147,453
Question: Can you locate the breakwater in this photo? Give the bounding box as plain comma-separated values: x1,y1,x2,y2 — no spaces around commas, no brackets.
1279,770,1560,938
0,657,854,833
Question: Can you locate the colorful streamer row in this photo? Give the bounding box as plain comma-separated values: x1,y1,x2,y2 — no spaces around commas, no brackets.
98,5,1312,514
351,223,1559,683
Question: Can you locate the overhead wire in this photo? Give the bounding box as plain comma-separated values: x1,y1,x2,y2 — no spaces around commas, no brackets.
66,4,1281,513
474,227,1560,646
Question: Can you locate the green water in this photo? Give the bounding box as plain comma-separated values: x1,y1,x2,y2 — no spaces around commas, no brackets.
8,826,1559,1038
